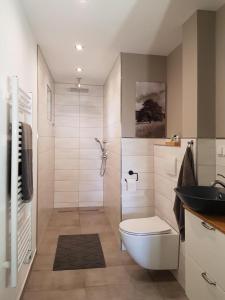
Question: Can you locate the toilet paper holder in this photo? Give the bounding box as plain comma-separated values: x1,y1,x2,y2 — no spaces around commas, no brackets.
125,170,139,182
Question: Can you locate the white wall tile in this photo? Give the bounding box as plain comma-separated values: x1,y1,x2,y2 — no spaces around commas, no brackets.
80,117,103,128
80,106,102,117
54,191,78,204
80,138,100,149
122,206,154,220
79,159,101,170
122,138,154,156
55,127,79,138
79,191,103,203
55,148,79,159
122,189,154,208
122,156,154,173
55,159,79,170
55,93,79,106
55,116,79,127
79,149,101,160
55,180,78,192
55,104,79,116
79,181,103,191
55,170,79,181
79,170,103,181
80,127,103,138
55,138,79,149
80,95,103,107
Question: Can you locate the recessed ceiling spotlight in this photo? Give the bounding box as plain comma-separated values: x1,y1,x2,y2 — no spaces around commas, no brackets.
77,78,82,88
75,44,84,51
76,67,83,72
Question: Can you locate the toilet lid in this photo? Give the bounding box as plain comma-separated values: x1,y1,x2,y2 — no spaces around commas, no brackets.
119,216,172,236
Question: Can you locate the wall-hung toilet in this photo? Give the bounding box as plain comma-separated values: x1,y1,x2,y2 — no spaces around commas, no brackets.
119,216,179,270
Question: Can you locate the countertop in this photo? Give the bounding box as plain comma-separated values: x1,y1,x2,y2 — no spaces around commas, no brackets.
184,206,225,234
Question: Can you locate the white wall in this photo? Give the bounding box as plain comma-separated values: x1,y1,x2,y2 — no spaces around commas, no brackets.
54,83,103,208
0,0,37,299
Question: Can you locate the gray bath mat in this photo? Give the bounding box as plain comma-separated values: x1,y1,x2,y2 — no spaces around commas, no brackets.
53,234,106,271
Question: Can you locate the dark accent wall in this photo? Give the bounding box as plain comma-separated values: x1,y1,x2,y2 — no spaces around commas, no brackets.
121,53,167,137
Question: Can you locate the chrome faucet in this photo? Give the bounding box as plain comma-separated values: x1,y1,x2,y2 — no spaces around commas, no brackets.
211,174,225,188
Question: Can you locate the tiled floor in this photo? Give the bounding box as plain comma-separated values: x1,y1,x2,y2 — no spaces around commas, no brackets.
22,208,188,300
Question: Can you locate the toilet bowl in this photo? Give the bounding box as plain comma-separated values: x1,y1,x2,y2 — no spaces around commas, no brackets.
119,216,179,270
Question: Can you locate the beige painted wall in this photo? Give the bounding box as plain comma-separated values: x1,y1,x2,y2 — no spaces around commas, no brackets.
37,48,55,248
103,56,121,242
182,11,215,138
182,12,198,138
166,45,182,137
216,4,225,138
121,53,167,137
197,11,215,138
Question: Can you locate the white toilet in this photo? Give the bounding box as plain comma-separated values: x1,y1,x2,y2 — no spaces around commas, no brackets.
119,216,179,270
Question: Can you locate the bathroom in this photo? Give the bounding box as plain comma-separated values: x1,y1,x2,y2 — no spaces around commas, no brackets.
1,0,225,299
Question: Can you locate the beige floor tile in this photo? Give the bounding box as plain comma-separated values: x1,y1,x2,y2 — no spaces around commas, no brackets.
81,224,113,234
48,211,80,227
23,209,187,300
85,268,107,287
125,265,152,285
59,225,81,235
155,281,188,300
104,266,131,285
37,238,57,255
132,282,164,300
26,270,85,291
86,286,111,300
22,288,86,300
32,255,55,271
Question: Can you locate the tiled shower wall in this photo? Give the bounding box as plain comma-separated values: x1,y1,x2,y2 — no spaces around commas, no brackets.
54,83,103,208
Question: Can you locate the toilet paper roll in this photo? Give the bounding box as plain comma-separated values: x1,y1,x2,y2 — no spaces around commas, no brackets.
125,178,137,192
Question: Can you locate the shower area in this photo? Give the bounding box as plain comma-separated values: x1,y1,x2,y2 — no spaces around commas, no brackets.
53,83,104,208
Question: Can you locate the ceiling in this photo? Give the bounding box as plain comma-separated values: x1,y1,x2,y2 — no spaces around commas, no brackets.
22,0,225,85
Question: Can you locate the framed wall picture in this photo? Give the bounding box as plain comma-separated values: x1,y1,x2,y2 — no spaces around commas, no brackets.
47,85,53,122
136,81,166,138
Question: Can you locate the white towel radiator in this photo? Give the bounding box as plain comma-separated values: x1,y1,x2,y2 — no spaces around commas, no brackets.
6,76,33,287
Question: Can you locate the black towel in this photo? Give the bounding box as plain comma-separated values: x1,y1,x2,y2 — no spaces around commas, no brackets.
173,146,197,241
20,122,33,202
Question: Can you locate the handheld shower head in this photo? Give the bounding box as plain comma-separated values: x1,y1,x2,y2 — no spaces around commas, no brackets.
94,137,104,152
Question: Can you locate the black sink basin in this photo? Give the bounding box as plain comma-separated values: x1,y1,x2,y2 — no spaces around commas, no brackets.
174,186,225,215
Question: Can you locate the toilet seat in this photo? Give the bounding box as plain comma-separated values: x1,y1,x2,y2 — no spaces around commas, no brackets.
119,216,171,236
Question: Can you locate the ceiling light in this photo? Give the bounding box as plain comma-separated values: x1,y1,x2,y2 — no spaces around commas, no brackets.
75,44,84,51
77,78,81,88
76,67,83,72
